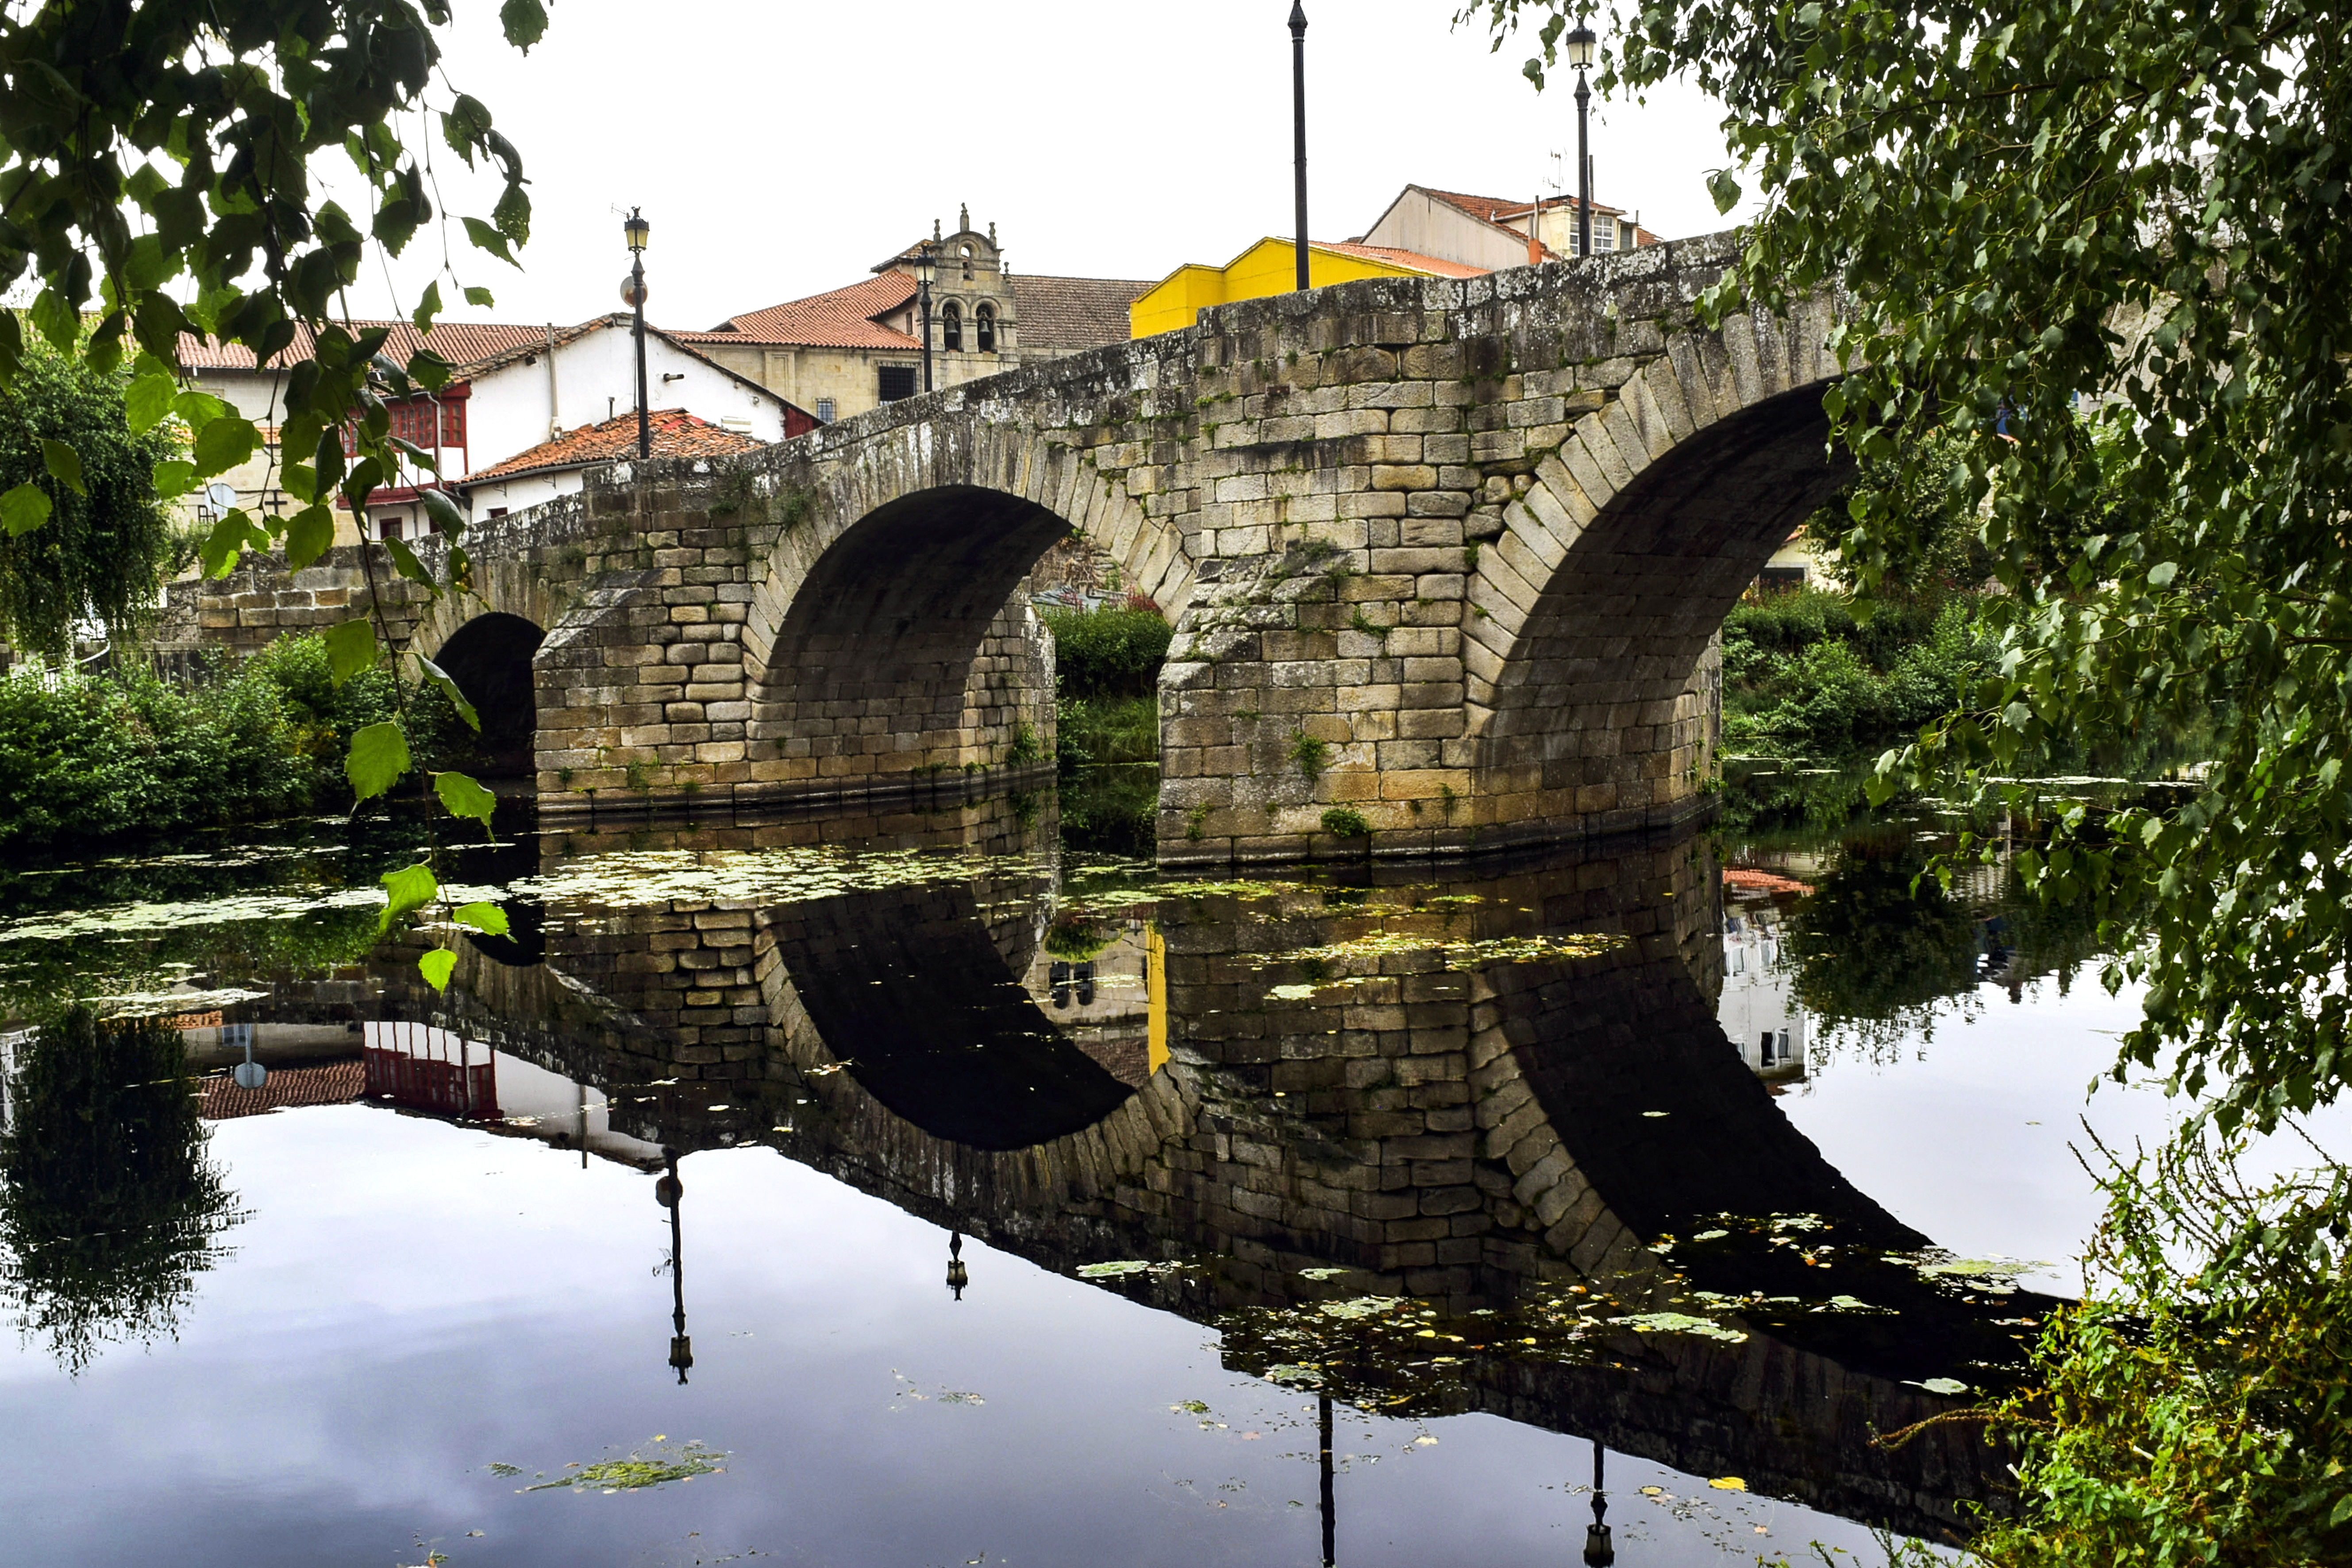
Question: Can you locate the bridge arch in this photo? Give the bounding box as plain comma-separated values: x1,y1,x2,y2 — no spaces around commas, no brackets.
428,611,546,776
739,420,1193,794
1464,347,1851,836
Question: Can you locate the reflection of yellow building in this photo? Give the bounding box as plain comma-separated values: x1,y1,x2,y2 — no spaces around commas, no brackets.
1129,237,1483,339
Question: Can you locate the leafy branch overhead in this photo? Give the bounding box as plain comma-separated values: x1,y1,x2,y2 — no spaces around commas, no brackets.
1471,0,2352,1137
0,0,552,989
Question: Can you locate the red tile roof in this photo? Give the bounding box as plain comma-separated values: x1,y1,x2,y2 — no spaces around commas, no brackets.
178,319,559,373
676,272,922,351
1318,240,1492,280
462,408,764,487
200,1058,366,1119
1423,185,1626,224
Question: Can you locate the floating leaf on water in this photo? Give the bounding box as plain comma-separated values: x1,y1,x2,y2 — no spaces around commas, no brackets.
1639,1485,1666,1497
1709,1476,1748,1492
1413,1434,1439,1446
1316,1296,1399,1320
1267,983,1321,1001
1691,1229,1729,1241
1171,1399,1211,1414
1915,1255,2044,1280
486,1463,522,1478
937,1391,985,1406
1641,1110,1671,1118
1614,1311,1749,1344
524,1438,724,1493
1265,1364,1323,1387
1911,1376,1971,1395
1295,1266,1351,1280
1077,1260,1152,1278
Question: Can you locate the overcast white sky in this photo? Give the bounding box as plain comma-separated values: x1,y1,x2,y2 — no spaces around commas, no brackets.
354,0,1756,331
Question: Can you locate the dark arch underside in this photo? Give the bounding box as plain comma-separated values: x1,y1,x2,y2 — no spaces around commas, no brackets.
1486,383,1853,774
434,611,546,777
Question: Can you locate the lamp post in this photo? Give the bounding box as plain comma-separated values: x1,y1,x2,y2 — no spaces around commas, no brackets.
623,208,651,460
1290,2,1311,291
655,1151,692,1385
915,238,937,393
1582,1437,1615,1566
1564,24,1597,260
946,1231,969,1300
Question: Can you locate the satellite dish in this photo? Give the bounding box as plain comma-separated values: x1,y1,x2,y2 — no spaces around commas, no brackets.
233,1059,267,1091
206,482,239,511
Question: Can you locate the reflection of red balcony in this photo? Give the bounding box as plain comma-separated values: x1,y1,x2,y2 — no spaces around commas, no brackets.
362,1021,500,1120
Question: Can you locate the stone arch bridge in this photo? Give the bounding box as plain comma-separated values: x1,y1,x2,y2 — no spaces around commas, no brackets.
165,231,1847,864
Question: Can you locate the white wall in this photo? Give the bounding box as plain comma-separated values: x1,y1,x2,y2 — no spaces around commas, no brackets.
466,468,575,518
1359,190,1534,272
460,326,787,479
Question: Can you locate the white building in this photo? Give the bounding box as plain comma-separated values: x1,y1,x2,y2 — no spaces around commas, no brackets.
181,314,809,542
1721,893,1809,1085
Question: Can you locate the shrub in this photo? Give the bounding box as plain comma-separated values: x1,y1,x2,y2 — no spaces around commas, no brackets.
1043,605,1173,701
1290,730,1331,782
0,633,419,851
1319,806,1370,840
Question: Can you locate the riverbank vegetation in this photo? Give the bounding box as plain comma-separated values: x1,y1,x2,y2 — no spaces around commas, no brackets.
1044,601,1170,855
0,634,473,851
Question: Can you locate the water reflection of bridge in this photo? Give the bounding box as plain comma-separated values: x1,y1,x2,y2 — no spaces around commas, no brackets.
248,791,2029,1542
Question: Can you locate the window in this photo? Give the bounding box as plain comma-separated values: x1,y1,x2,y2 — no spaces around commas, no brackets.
878,364,918,402
975,303,996,353
941,301,963,351
378,515,404,541
816,398,836,424
487,507,508,519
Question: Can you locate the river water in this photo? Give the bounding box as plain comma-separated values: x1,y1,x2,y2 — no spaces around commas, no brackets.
0,771,2321,1567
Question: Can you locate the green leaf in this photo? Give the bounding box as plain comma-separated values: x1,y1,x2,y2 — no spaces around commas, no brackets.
347,720,413,805
172,389,234,428
283,504,336,570
416,655,481,731
1706,168,1744,215
378,861,439,934
323,617,378,684
411,280,443,336
192,416,260,478
125,372,177,433
500,0,550,51
419,487,467,536
451,901,511,937
435,770,499,833
29,288,77,351
153,463,200,512
418,948,459,992
383,536,439,594
0,484,52,537
461,216,521,268
197,509,263,578
463,286,496,308
40,440,85,496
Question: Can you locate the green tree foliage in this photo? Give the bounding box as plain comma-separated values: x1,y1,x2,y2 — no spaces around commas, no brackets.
1973,1138,2352,1566
0,1008,242,1375
1043,604,1174,701
0,632,434,850
1469,0,2352,1134
1,0,552,988
1724,587,1992,750
0,333,183,660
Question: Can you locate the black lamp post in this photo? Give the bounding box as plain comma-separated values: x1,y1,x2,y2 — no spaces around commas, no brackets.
1565,24,1597,260
623,208,651,459
1582,1437,1615,1565
655,1151,692,1384
1290,2,1310,291
946,1231,968,1300
915,238,937,393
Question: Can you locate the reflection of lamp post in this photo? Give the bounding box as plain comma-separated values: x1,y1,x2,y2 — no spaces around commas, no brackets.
1564,23,1597,260
656,1150,692,1384
946,1231,969,1300
914,237,937,393
1582,1437,1615,1565
1318,1391,1336,1566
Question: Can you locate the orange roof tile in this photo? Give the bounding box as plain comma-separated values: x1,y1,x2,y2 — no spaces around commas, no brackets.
200,1059,366,1119
1008,274,1153,352
1317,241,1491,280
178,319,559,373
462,408,763,487
677,273,922,352
1423,185,1626,224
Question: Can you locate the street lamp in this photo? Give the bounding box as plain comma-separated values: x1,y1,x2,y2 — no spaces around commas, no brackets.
946,1231,969,1300
1290,2,1310,291
914,237,937,393
1564,23,1598,261
1582,1437,1615,1565
655,1151,692,1384
622,208,651,460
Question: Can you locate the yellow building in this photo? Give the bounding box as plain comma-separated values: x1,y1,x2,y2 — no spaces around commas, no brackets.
1128,237,1484,339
